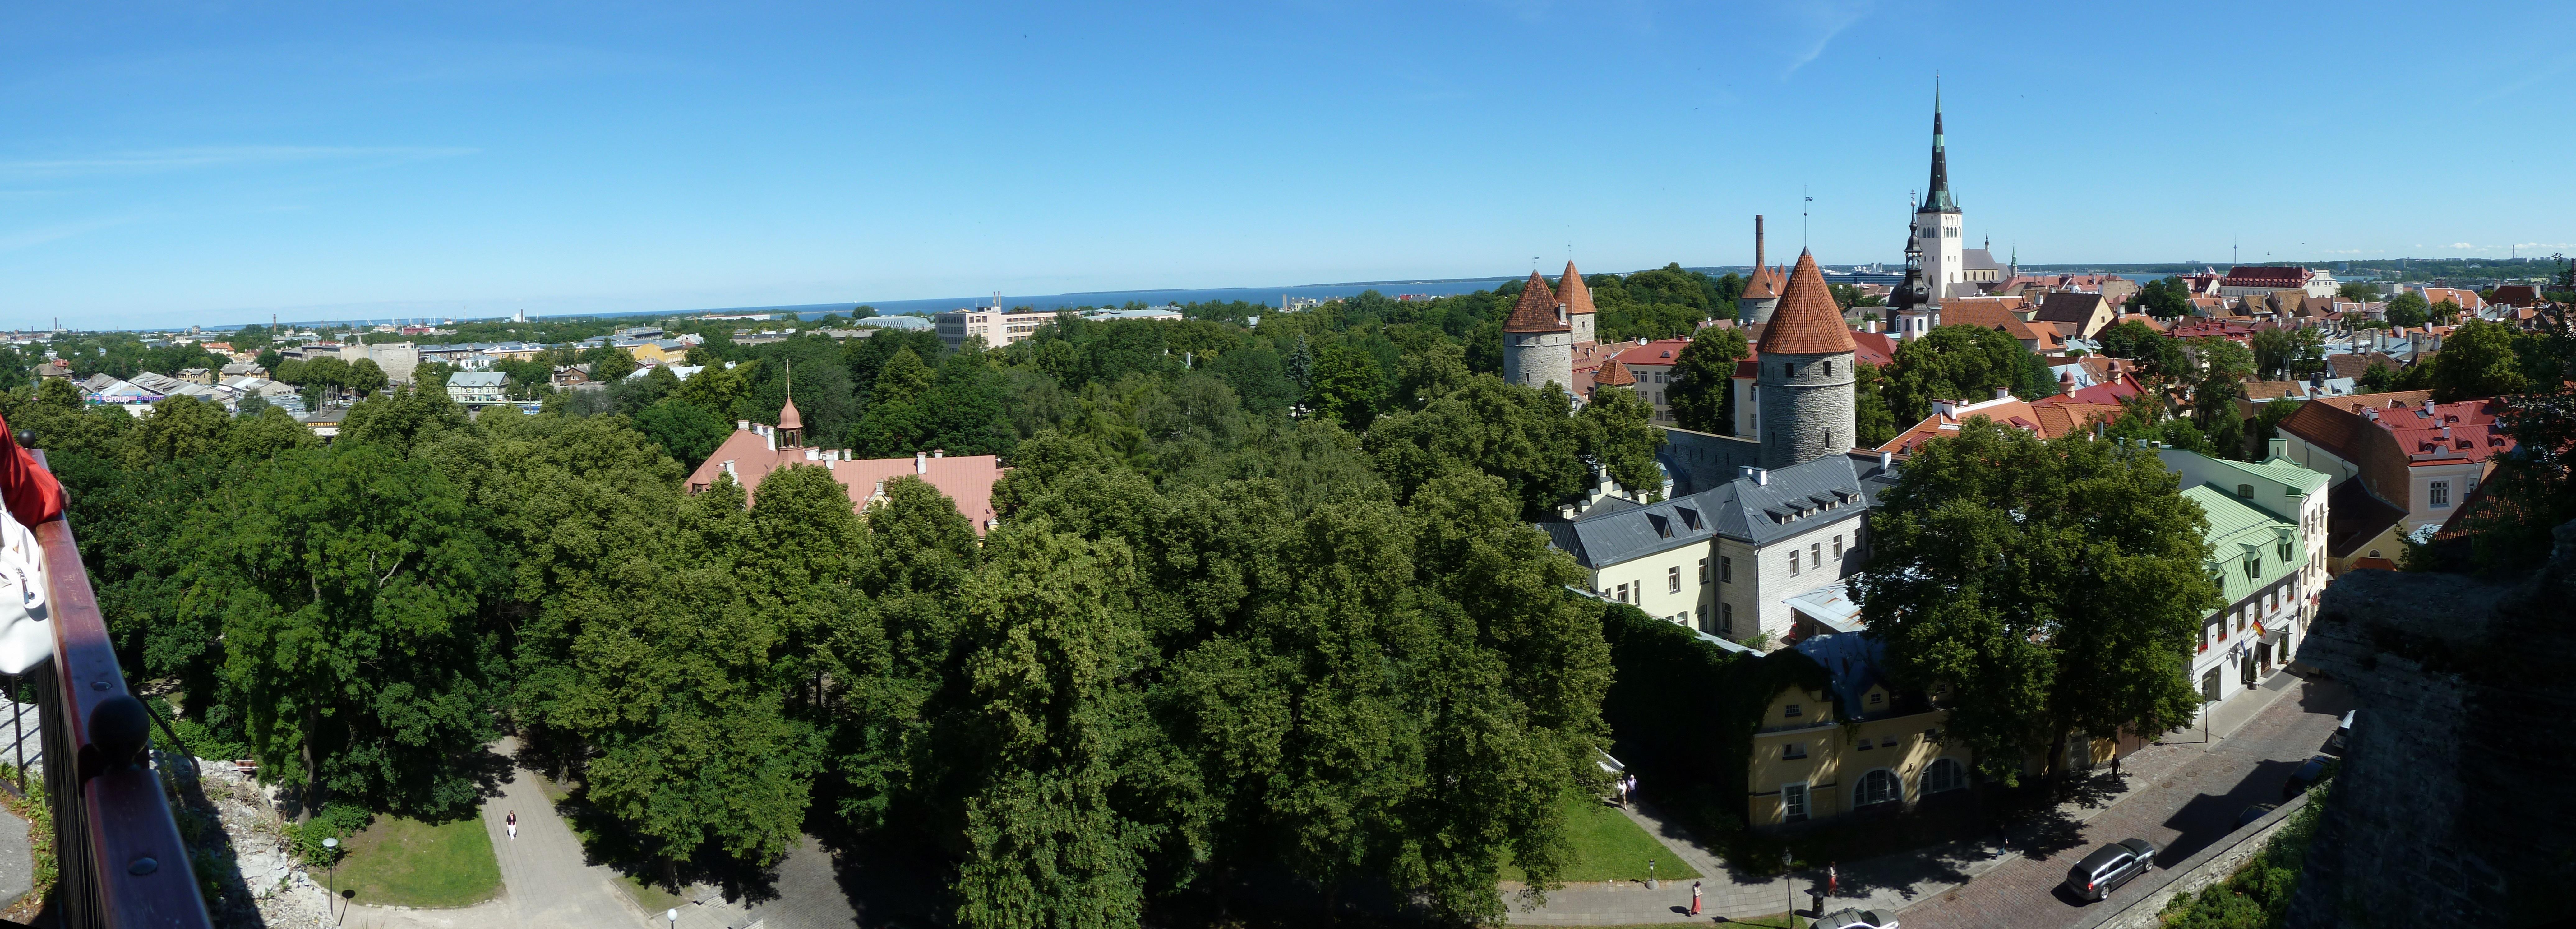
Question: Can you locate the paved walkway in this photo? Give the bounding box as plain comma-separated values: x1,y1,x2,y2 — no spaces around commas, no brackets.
344,738,652,929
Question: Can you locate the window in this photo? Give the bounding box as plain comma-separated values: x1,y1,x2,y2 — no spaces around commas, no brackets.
1789,552,1801,576
1615,583,1629,603
2278,541,2291,562
1698,558,1709,583
2237,483,2255,499
1721,603,1735,633
1810,543,1822,569
1782,783,1809,822
1721,557,1733,583
1783,703,1803,718
1783,743,1807,759
1785,362,1799,377
1856,738,1874,751
1669,566,1681,593
1822,361,1833,376
1855,769,1901,807
1695,606,1707,630
2429,480,2451,508
1881,736,1898,748
1867,691,1884,706
1924,758,1967,794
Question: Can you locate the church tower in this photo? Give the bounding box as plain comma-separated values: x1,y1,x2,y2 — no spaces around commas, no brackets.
1756,251,1857,469
1501,271,1573,393
1910,84,1964,303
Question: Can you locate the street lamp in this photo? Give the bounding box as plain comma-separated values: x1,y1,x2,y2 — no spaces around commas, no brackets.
321,836,340,924
1783,849,1795,921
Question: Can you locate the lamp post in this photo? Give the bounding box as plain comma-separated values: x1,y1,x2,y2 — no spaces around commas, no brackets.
321,836,340,925
1783,849,1795,921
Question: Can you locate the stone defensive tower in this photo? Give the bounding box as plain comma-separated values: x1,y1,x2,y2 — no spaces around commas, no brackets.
1501,270,1573,393
1739,215,1786,323
1755,250,1858,469
1559,261,1596,344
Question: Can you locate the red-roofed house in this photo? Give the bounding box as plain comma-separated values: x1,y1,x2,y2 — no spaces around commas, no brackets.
2415,287,2485,313
1872,393,2125,458
2273,393,2511,532
2219,266,2335,298
1606,337,1696,424
2489,284,2545,309
685,396,1006,534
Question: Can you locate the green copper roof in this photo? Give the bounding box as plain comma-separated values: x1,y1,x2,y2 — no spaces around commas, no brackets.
2184,485,2304,606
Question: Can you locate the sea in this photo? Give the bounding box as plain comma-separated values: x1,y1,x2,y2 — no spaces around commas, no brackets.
738,276,1526,322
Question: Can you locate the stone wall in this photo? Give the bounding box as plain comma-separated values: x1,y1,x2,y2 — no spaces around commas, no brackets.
2281,521,2576,927
2070,791,2311,929
1754,351,1854,469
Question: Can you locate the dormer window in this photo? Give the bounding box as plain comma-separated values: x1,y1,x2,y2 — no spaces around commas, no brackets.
1784,704,1803,718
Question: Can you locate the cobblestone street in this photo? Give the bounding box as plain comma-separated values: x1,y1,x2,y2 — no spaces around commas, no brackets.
1893,674,2351,929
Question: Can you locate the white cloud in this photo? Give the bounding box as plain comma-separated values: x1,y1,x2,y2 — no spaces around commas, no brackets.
2447,242,2475,249
0,146,476,179
1782,1,1872,77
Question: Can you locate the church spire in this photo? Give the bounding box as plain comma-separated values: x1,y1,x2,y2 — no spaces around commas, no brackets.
1923,80,1956,213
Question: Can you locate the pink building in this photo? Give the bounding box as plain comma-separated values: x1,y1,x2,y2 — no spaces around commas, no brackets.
683,395,1004,534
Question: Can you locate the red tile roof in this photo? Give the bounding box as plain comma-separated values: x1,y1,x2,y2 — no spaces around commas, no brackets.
1758,251,1858,355
2371,398,2514,466
1742,264,1786,300
685,430,1006,534
1848,330,1896,367
1609,338,1694,368
1560,261,1596,317
1503,271,1567,333
1594,358,1635,387
2274,391,2434,460
2491,284,2544,308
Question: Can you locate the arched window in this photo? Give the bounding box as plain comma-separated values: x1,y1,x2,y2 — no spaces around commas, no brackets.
1855,769,1900,807
1923,758,1966,795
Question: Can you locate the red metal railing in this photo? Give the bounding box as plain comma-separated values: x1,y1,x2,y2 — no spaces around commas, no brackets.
30,449,213,928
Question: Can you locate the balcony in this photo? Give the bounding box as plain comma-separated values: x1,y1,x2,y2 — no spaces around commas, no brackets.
6,450,213,928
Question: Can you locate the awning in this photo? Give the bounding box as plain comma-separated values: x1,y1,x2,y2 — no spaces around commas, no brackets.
1785,583,1865,634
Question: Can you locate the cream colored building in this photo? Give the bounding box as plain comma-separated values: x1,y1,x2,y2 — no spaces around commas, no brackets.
1746,634,1970,827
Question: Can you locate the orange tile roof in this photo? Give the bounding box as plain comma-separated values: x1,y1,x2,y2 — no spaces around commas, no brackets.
1758,251,1858,355
1595,358,1635,386
1849,330,1896,367
1502,271,1567,333
1742,264,1786,300
1875,393,2128,456
1560,261,1596,316
2275,391,2434,460
1609,338,1694,368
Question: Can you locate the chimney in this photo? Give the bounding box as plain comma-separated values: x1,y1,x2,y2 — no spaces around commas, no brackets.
1934,398,1960,417
805,447,819,461
915,451,927,474
1738,465,1768,486
933,448,945,458
2268,438,2288,459
1877,450,1894,470
1755,214,1766,273
737,419,750,432
1994,386,2012,400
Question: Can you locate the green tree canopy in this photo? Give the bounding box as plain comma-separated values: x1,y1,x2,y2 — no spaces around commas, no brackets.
1854,420,2220,782
1667,326,1749,434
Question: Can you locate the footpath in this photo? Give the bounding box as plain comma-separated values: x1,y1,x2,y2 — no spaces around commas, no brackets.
1506,669,2311,925
342,737,652,929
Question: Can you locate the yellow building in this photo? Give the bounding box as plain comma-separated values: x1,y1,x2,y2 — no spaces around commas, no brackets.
1745,634,1972,828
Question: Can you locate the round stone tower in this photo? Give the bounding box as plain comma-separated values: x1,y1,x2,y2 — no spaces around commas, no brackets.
1756,250,1858,469
1501,270,1573,393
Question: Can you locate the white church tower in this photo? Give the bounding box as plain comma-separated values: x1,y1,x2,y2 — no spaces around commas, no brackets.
1910,85,1964,302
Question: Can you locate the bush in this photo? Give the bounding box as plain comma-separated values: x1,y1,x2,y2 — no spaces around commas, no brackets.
286,803,376,867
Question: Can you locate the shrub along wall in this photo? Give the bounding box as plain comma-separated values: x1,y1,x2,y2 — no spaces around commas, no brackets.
1597,604,1832,836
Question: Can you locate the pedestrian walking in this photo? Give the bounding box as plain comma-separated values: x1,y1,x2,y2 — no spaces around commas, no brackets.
506,810,518,840
1690,880,1702,915
1826,862,1838,896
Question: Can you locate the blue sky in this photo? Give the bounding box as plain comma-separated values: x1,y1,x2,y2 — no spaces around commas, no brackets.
6,1,2573,329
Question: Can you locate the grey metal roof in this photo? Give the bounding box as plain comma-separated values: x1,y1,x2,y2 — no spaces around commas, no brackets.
1540,452,1899,569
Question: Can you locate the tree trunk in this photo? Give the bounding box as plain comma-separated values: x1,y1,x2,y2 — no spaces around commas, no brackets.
2043,728,2069,781
299,708,321,822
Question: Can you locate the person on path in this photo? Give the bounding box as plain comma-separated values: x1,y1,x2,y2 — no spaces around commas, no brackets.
506,810,518,840
1826,862,1838,896
1690,880,1701,915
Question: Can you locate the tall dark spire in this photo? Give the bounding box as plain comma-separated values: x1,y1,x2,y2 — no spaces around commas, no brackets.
1922,81,1956,213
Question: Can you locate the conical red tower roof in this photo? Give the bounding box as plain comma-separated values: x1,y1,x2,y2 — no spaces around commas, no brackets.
1595,358,1636,387
1761,250,1858,355
1560,261,1595,317
1502,271,1568,333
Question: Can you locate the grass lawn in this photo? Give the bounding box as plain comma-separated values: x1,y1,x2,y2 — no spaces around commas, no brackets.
1500,795,1701,883
333,814,502,908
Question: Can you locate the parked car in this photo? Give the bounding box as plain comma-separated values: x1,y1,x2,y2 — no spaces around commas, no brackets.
2282,754,2334,799
2236,803,2277,828
1813,908,1897,929
2063,838,2157,902
2324,710,2353,755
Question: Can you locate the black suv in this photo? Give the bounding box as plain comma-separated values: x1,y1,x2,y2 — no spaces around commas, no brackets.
2282,755,2333,799
2063,838,2156,902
